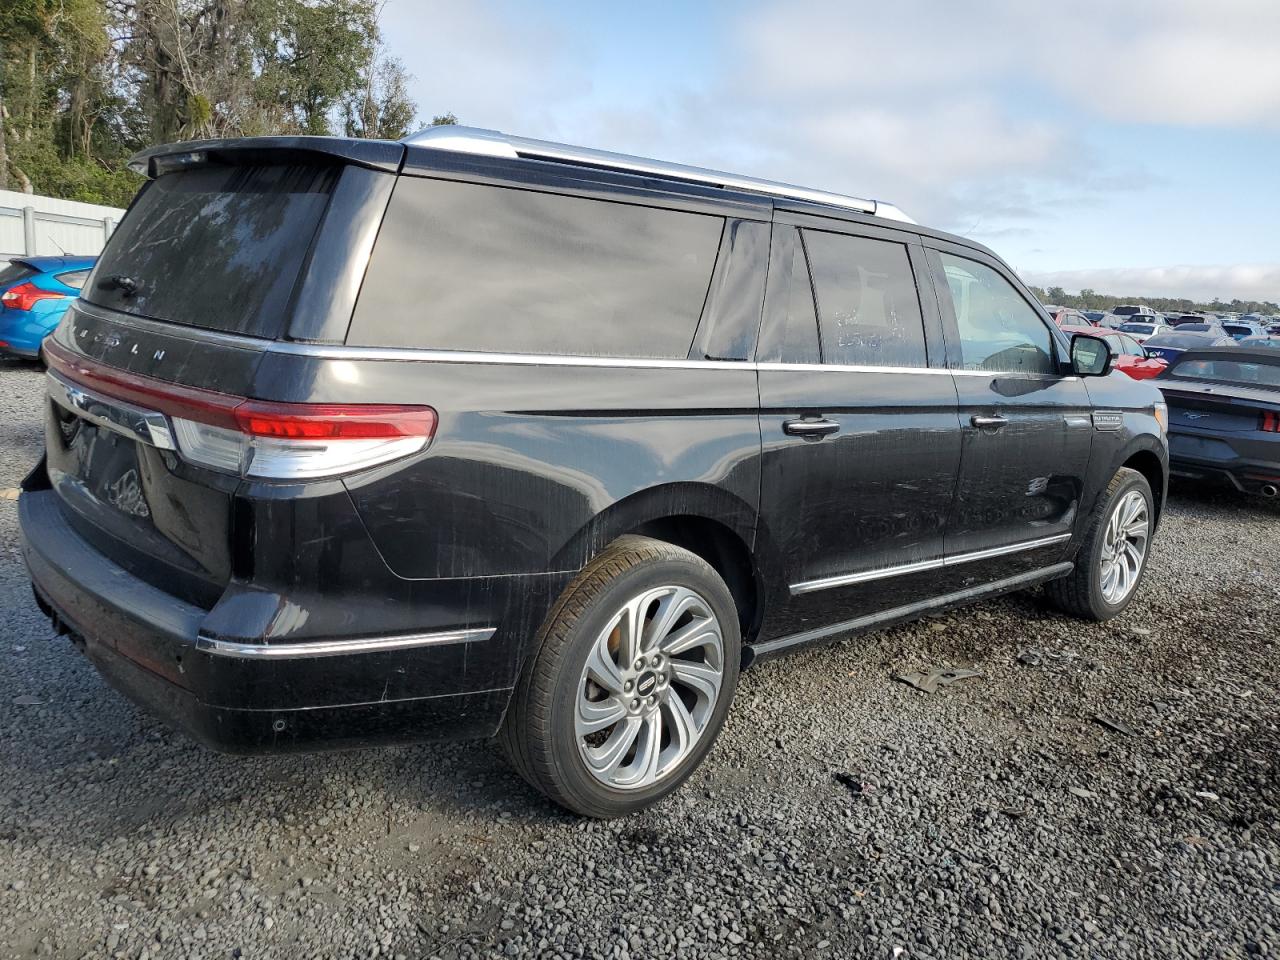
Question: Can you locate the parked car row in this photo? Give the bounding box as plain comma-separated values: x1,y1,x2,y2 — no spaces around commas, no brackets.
1049,302,1280,338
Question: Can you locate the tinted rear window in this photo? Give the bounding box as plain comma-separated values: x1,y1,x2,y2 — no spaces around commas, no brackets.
351,178,723,358
85,163,338,337
0,261,36,287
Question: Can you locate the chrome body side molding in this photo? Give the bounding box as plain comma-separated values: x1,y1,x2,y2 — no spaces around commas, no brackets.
789,533,1072,596
194,627,496,659
751,562,1075,662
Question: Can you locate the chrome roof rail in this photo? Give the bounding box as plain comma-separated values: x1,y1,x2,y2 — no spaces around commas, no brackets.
403,125,915,224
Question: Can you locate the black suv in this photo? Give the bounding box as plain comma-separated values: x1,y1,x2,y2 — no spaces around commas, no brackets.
20,128,1168,817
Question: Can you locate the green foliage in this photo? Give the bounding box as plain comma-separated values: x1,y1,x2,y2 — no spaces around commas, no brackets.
1,0,449,205
1026,285,1279,316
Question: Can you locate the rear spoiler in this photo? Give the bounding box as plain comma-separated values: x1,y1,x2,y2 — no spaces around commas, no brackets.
128,136,405,178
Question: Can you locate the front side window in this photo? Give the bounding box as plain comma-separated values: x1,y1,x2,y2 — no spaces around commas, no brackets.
351,178,724,358
802,230,926,367
938,253,1057,374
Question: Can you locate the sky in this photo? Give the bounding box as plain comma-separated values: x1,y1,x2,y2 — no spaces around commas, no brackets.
381,0,1280,304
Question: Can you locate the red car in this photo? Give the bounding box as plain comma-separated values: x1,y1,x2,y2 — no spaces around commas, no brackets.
1060,325,1168,380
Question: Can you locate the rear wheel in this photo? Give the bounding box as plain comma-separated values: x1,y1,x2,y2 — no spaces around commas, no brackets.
500,535,740,818
1045,467,1154,620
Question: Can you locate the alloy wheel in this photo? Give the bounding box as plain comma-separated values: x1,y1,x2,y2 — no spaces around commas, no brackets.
575,585,725,790
1099,489,1150,604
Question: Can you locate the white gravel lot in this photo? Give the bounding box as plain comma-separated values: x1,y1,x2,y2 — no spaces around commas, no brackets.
0,354,1277,960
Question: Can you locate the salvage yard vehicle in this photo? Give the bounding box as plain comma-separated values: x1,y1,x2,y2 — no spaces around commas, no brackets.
0,256,96,359
1157,348,1280,498
1143,330,1238,364
19,128,1168,817
1058,325,1166,380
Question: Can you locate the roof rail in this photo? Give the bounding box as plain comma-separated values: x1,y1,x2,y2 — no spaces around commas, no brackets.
402,125,915,224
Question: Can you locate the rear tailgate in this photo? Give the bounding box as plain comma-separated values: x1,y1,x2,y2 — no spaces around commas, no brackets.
36,139,401,607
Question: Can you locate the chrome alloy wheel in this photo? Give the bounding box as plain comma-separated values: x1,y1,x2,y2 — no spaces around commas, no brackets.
1099,489,1150,604
575,585,725,790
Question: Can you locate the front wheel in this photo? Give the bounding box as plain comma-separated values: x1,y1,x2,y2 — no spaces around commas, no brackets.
499,535,740,818
1045,467,1154,620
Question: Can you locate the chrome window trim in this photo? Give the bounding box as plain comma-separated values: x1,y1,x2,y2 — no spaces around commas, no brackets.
789,532,1072,596
64,309,1080,379
194,627,495,659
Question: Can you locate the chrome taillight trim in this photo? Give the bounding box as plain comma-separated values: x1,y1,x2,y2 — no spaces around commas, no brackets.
46,370,176,450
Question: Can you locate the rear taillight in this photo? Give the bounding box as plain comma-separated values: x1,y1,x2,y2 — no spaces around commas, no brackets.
44,340,436,480
1261,411,1280,433
1,281,66,312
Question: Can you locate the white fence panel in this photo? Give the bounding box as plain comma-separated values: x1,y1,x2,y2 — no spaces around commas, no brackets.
0,189,127,260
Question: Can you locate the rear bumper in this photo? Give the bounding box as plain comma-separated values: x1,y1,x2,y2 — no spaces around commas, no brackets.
19,488,543,753
1168,430,1280,495
0,306,55,357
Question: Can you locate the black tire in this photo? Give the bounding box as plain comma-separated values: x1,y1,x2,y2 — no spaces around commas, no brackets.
1044,467,1154,620
499,535,741,818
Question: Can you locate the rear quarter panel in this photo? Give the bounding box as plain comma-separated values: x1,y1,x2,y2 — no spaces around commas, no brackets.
252,352,763,581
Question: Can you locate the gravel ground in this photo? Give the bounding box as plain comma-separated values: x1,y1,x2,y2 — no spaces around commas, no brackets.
1,354,1277,960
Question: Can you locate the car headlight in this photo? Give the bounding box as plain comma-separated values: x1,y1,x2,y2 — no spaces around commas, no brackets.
1153,402,1168,435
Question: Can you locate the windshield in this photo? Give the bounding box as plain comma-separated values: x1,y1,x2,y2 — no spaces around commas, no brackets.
1169,356,1280,389
1112,306,1143,316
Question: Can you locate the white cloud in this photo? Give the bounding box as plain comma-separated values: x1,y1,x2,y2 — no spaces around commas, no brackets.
1023,264,1280,303
379,0,1280,300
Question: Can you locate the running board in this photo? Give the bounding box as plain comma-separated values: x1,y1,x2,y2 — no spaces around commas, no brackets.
744,562,1074,666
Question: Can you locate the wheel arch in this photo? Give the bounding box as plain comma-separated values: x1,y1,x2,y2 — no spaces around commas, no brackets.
550,483,764,644
1118,442,1168,527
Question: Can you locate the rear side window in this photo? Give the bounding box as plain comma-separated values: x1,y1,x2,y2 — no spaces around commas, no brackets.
938,253,1057,375
802,230,926,367
85,163,339,338
351,178,724,358
56,269,90,291
0,261,36,287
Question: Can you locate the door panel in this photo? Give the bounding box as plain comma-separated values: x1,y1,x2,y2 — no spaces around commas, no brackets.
928,246,1093,568
756,225,962,641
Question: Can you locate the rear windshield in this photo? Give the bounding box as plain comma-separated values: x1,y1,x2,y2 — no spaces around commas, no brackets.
350,178,724,358
1169,357,1280,388
1113,306,1142,315
0,261,37,287
1118,323,1155,334
85,163,338,337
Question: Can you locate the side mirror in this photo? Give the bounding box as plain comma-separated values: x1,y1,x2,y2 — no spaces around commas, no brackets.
1070,334,1112,377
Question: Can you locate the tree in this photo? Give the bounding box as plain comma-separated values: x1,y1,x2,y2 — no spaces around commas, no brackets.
0,0,452,206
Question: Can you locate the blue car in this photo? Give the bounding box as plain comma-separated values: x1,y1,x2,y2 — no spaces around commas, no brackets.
0,255,96,359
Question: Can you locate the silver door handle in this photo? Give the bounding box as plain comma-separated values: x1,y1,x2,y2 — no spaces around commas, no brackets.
970,415,1008,429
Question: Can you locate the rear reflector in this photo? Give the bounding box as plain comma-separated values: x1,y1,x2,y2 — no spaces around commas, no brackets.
44,339,436,479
